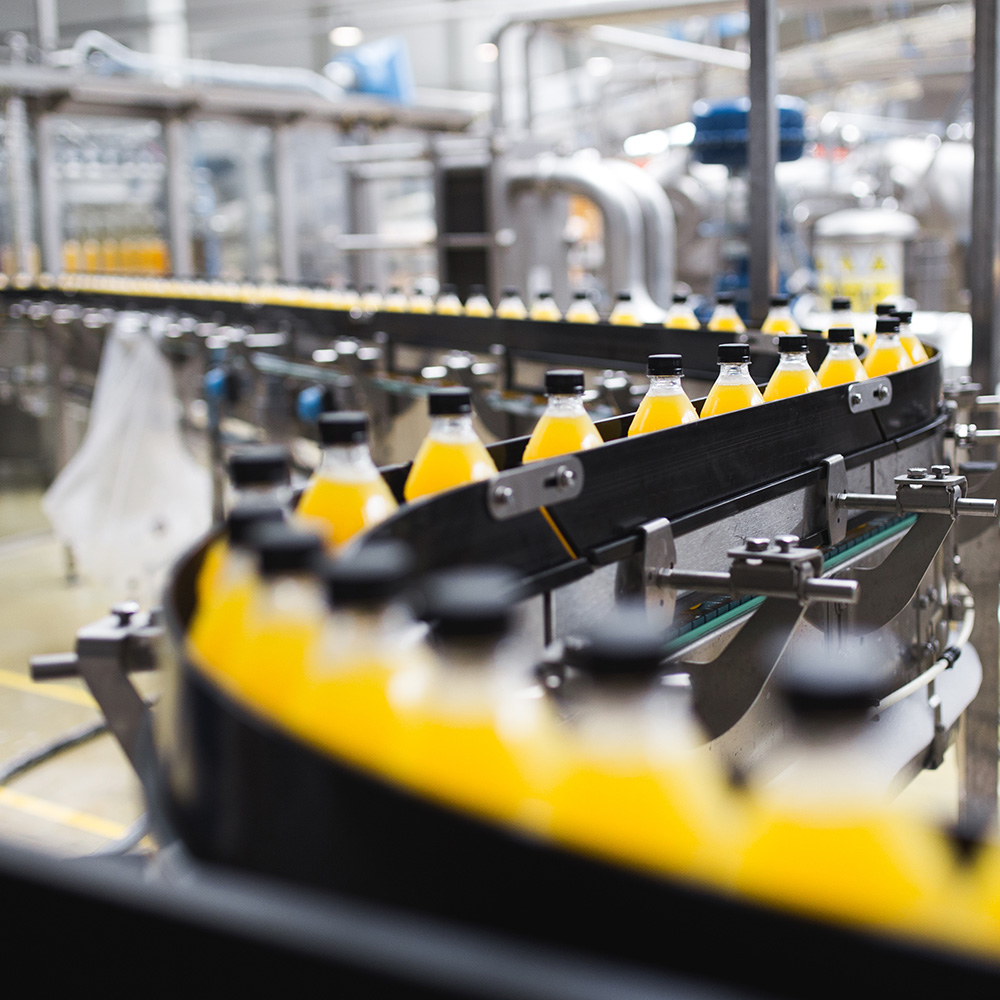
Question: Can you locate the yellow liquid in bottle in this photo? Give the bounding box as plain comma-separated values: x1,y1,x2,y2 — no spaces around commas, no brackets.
464,299,494,318
817,355,866,388
227,616,316,712
864,341,913,377
565,302,599,324
196,537,228,607
297,476,397,547
404,437,498,501
707,311,746,333
530,301,562,322
900,333,929,364
762,367,820,401
761,315,801,335
62,240,81,273
609,306,640,326
496,300,527,320
187,574,256,672
628,392,698,436
522,411,602,462
663,310,700,330
700,381,764,416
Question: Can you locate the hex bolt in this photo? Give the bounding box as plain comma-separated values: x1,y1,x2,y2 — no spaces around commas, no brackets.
492,485,513,506
774,535,800,553
876,384,891,400
111,601,140,626
930,465,951,479
745,538,770,553
555,466,576,490
849,392,863,407
907,467,928,479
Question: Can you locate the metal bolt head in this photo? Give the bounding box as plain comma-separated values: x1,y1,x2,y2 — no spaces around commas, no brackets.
555,465,576,490
849,392,863,407
492,484,513,506
930,464,950,479
774,534,800,553
745,537,770,553
907,467,929,479
111,601,140,626
875,383,891,400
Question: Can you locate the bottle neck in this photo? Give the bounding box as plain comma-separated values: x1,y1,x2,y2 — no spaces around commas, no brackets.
716,362,753,384
546,392,586,415
828,342,857,359
317,602,415,663
428,412,477,441
647,374,684,395
776,351,811,371
318,441,377,477
875,332,902,348
257,572,324,621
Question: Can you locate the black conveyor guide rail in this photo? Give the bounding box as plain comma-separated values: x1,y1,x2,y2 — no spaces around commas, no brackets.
365,355,943,591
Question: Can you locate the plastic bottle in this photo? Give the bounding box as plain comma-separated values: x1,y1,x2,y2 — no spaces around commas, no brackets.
529,290,562,322
761,295,801,335
894,309,929,365
864,317,914,377
341,283,361,310
223,524,325,710
628,354,698,436
388,567,546,822
522,370,603,462
701,343,764,416
496,287,528,320
564,290,600,324
189,501,285,665
360,284,383,313
404,387,498,501
409,287,434,314
663,292,700,330
226,444,291,511
762,334,821,401
464,284,494,317
825,295,853,338
609,290,641,326
296,412,398,548
863,301,898,351
707,293,746,333
817,327,867,388
284,540,421,767
435,283,463,316
384,286,408,312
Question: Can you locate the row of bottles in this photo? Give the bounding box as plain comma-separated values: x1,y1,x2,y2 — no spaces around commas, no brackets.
186,526,1000,961
61,236,171,277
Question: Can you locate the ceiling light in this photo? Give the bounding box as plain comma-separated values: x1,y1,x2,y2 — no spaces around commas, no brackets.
329,26,363,47
475,42,498,63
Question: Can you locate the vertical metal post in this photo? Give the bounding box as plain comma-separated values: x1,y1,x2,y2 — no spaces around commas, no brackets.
971,0,1000,394
6,34,36,276
35,113,62,276
35,0,59,57
273,121,300,282
523,23,536,134
748,0,778,325
165,115,194,277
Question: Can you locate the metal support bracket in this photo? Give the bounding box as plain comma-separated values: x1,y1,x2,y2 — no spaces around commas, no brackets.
824,453,848,545
847,377,892,413
29,603,161,771
640,517,676,621
487,456,584,520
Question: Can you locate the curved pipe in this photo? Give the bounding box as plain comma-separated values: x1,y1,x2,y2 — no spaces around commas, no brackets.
605,159,677,308
506,154,664,321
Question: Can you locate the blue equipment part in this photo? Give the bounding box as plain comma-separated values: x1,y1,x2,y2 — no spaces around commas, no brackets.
326,37,415,105
691,96,807,169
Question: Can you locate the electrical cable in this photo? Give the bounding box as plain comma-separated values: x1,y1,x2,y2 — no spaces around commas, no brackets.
0,717,108,786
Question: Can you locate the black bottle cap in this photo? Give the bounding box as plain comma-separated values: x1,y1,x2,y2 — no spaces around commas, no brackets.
227,445,291,488
565,610,667,680
831,296,852,310
318,410,368,445
770,294,790,306
254,523,323,577
536,290,554,299
573,290,589,300
647,354,683,377
545,369,585,395
875,302,896,315
501,287,520,298
225,501,285,548
615,290,632,301
419,566,521,639
777,334,808,353
318,540,415,607
875,318,901,334
428,386,472,415
364,283,378,292
775,644,882,723
469,284,487,296
827,327,855,343
345,282,358,292
718,343,750,364
440,283,457,295
388,286,402,294
716,293,735,305
672,292,688,304
894,309,913,323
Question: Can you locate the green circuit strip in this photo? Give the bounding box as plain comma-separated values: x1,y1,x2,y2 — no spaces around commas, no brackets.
661,513,917,656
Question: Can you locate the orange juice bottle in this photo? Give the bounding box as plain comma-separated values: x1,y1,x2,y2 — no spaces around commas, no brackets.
609,290,641,326
226,444,291,511
707,293,746,333
522,370,603,462
384,286,408,312
190,501,285,664
817,327,867,387
825,295,853,338
762,334,820,401
894,309,929,364
628,354,698,436
701,343,764,416
663,292,700,330
62,239,81,274
496,286,527,320
760,294,801,335
222,524,325,710
404,387,498,501
864,302,897,351
284,539,420,768
340,283,360,311
564,290,600,324
436,283,463,315
529,290,562,322
388,566,545,822
360,283,383,312
408,286,434,314
83,238,100,274
865,317,913,377
296,411,398,548
464,284,494,317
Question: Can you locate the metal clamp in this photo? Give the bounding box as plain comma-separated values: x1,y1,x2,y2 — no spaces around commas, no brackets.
29,603,162,771
952,423,1000,449
847,377,892,413
486,456,584,520
836,465,998,519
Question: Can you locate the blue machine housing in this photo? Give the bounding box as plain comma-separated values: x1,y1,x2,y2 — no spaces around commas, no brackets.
692,96,808,169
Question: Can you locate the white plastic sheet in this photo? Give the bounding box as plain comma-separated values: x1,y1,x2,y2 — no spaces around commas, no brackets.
43,312,211,601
